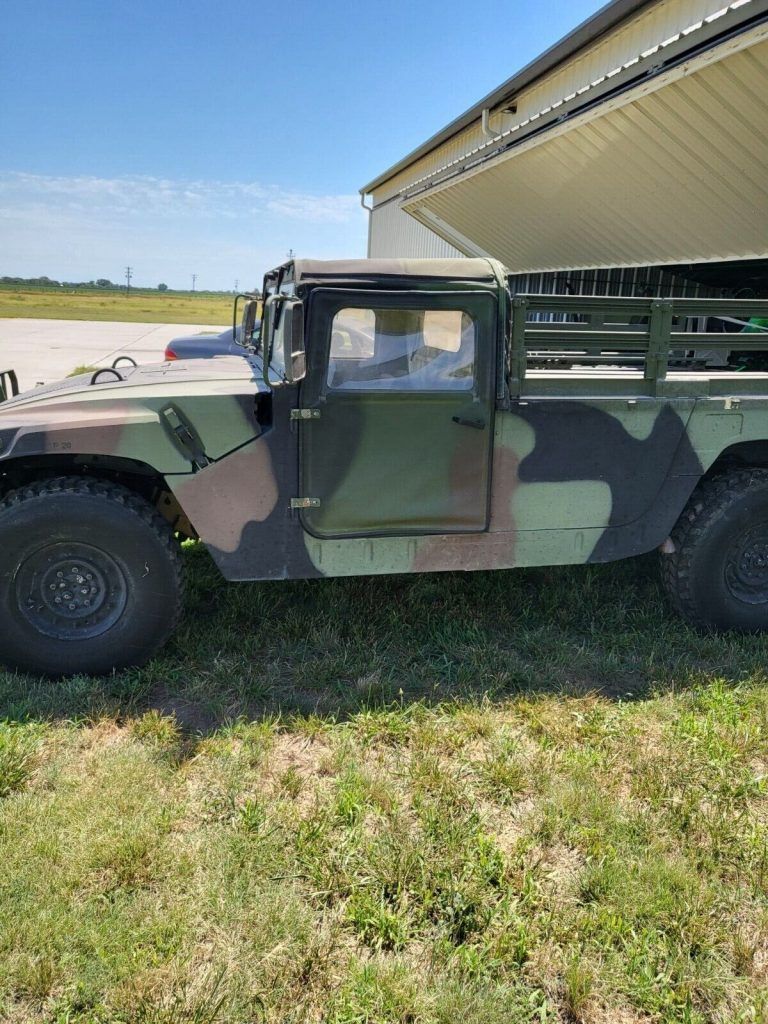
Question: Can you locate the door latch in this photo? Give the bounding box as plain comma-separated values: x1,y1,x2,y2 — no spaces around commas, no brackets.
290,497,321,509
452,415,486,430
290,408,321,420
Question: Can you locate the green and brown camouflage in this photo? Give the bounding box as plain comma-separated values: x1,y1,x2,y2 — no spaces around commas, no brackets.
2,257,768,586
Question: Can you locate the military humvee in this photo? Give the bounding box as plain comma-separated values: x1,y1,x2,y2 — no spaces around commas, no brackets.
2,257,768,677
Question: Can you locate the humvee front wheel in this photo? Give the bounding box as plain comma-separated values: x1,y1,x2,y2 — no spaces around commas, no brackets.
0,477,182,676
662,468,768,631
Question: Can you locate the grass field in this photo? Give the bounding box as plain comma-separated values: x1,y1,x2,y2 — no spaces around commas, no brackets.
0,289,232,325
1,549,768,1023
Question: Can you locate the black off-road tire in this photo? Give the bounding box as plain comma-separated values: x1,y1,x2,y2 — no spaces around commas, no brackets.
661,467,768,632
0,477,183,676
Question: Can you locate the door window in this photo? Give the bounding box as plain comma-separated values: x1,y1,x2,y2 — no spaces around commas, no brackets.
328,307,475,390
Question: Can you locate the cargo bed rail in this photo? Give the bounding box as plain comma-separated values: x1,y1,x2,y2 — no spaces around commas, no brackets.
508,295,768,397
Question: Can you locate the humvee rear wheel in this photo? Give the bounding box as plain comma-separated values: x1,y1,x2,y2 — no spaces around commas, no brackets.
662,468,768,631
0,477,183,676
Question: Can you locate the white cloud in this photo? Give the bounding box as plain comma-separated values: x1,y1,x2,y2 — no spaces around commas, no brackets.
0,171,368,290
0,172,361,224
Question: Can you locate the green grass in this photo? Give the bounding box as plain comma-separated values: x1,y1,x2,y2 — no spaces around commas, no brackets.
1,547,768,1022
0,288,232,324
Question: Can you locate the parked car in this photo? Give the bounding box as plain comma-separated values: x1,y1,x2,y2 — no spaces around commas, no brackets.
164,323,259,360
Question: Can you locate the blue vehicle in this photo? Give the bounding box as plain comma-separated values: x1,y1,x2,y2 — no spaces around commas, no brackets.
164,322,260,361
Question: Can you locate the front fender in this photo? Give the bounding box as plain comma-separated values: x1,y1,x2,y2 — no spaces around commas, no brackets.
0,399,191,471
0,391,262,474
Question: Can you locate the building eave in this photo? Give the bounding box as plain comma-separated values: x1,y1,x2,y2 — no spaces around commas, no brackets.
359,0,658,196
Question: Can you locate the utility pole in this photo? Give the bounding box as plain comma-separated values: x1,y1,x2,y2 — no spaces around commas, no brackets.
125,266,132,296
234,278,239,293
191,273,197,292
286,248,295,260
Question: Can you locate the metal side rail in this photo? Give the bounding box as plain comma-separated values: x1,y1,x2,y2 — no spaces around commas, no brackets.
508,295,768,397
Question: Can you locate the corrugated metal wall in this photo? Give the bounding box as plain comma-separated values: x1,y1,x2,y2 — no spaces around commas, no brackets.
510,265,718,297
509,0,743,134
368,201,462,259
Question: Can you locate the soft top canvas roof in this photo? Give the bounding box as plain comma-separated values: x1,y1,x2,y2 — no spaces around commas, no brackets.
289,257,504,283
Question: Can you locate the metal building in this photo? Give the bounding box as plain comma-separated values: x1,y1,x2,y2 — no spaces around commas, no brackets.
361,0,768,293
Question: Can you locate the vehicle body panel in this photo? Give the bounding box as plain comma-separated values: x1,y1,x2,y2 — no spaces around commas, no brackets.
164,326,254,360
2,259,768,587
0,358,264,473
166,393,707,580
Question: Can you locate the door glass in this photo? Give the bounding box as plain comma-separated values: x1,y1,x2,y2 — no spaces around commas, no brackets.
328,307,475,390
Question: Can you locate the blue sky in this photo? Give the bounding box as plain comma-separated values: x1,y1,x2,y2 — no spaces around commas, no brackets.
1,0,600,290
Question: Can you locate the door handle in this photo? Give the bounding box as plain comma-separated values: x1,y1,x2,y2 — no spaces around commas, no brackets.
452,415,486,430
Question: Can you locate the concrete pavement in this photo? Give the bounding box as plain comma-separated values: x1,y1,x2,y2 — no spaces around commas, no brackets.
0,319,227,392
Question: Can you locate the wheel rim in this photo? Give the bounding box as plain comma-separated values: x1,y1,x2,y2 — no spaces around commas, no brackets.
725,523,768,605
14,542,128,640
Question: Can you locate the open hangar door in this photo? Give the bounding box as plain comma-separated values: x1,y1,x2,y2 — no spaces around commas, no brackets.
400,7,768,275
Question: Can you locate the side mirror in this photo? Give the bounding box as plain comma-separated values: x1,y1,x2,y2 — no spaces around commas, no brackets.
263,295,306,385
240,297,259,348
233,293,260,348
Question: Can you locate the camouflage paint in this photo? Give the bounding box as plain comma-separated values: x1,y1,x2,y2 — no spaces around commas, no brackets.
0,358,262,472
1,259,768,588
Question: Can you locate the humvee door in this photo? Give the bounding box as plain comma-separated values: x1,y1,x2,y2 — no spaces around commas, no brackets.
299,288,496,537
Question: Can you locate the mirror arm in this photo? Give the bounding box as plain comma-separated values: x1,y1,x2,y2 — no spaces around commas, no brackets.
232,294,241,345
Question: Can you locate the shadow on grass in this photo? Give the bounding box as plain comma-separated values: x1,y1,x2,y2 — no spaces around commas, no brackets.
2,543,767,730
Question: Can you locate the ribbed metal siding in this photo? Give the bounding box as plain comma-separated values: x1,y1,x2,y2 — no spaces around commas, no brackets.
510,266,722,326
516,0,744,127
369,199,462,258
403,32,768,272
509,265,719,297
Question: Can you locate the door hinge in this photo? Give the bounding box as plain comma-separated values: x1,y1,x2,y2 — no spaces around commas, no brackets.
290,497,321,509
290,408,321,420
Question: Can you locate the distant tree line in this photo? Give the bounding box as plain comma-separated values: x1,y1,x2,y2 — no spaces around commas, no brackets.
0,276,237,294
0,275,124,289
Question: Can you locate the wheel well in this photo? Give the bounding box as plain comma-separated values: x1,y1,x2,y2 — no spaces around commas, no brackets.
0,453,195,537
705,441,768,479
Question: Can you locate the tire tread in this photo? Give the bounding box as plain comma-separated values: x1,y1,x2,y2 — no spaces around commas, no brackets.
0,476,184,668
661,467,768,627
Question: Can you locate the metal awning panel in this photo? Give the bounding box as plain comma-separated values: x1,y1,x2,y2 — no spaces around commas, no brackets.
402,27,768,272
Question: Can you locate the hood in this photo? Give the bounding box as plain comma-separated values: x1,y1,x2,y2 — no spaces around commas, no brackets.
0,355,269,474
0,355,267,412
